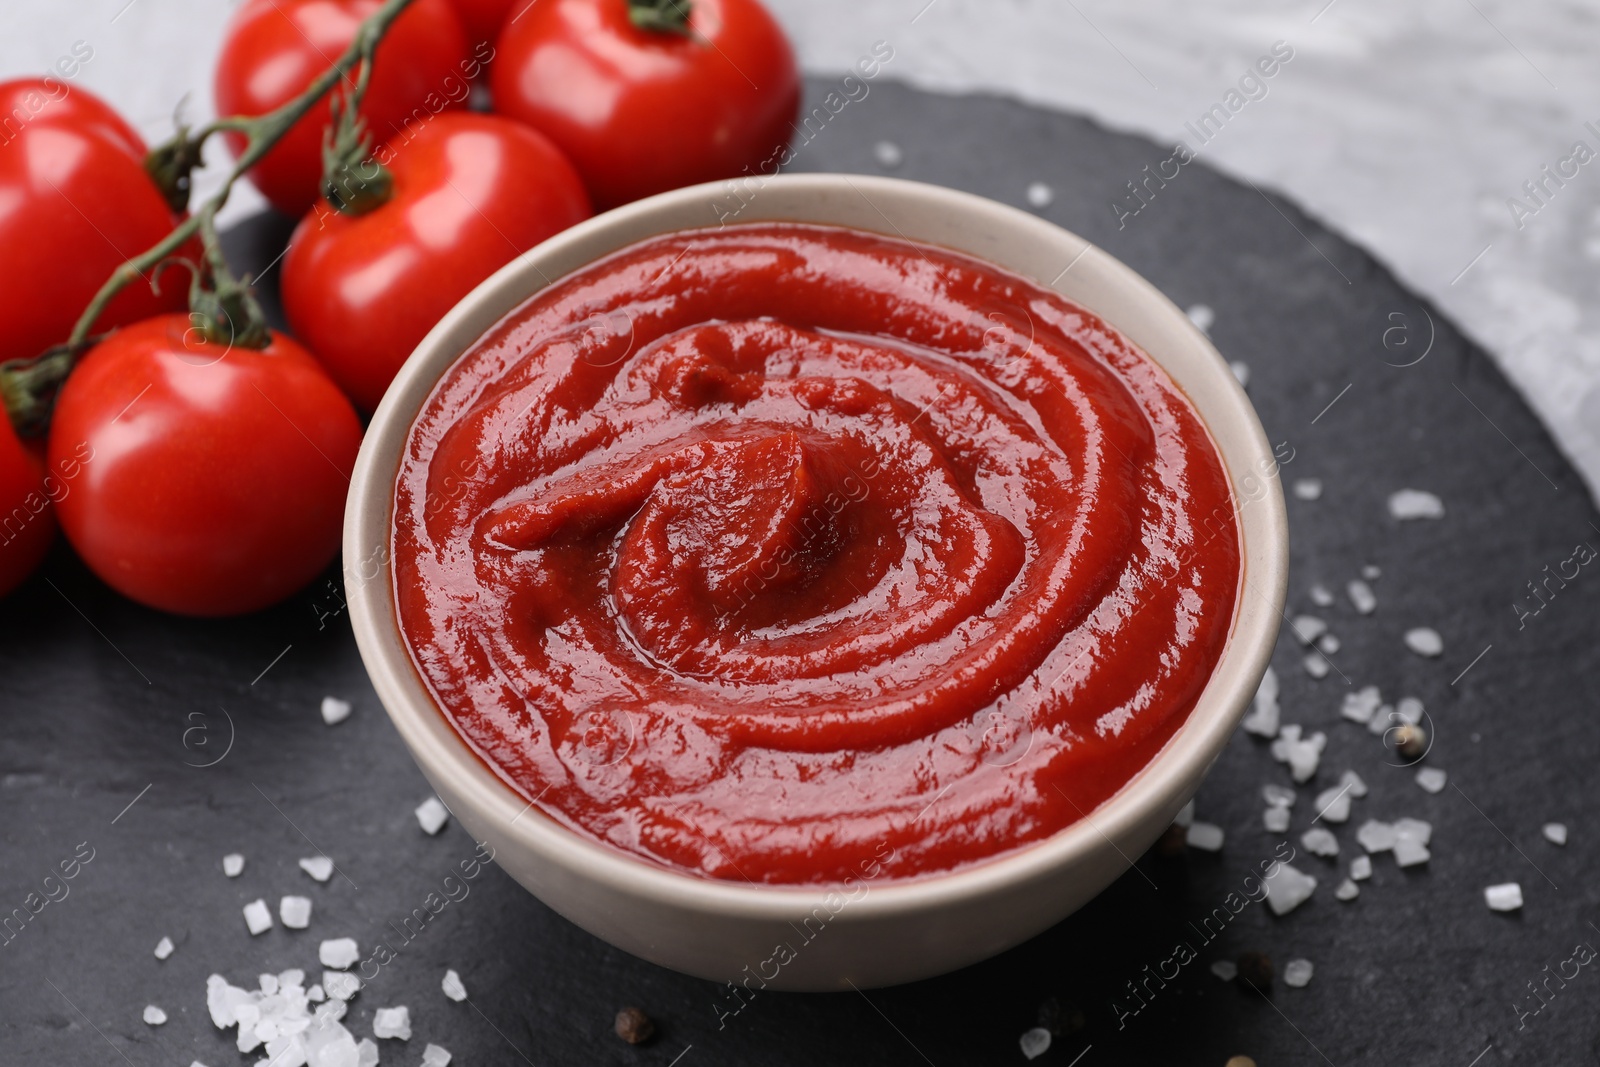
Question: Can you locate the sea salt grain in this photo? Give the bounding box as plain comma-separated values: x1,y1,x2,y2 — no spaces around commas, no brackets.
299,856,335,883
1262,783,1296,808
1020,1027,1052,1060
244,899,273,936
144,1005,167,1025
1186,304,1215,333
1388,489,1444,520
1543,823,1568,846
1357,820,1396,853
1263,862,1318,916
1350,855,1372,881
1283,959,1314,987
1347,579,1377,615
1313,785,1352,824
1210,960,1238,982
319,939,360,970
320,696,352,726
1025,182,1054,208
1300,827,1339,857
373,1006,412,1040
223,853,245,877
1263,806,1290,832
1303,652,1330,679
1393,817,1432,846
442,969,468,1002
1485,883,1524,912
1230,361,1250,387
1341,769,1368,798
1310,583,1334,607
415,797,450,836
1317,634,1341,655
872,141,903,168
1415,767,1447,794
1270,725,1326,783
324,971,361,1001
280,896,312,930
1335,879,1360,902
154,936,174,960
1293,479,1323,501
1404,628,1444,657
357,1038,380,1067
1187,822,1225,852
1175,799,1195,827
1289,615,1328,645
1394,837,1431,868
1362,564,1381,580
423,1044,453,1067
1341,686,1382,725
1242,667,1280,738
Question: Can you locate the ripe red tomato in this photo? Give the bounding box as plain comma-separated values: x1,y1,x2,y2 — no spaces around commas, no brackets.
449,0,516,52
282,112,591,411
491,0,800,209
213,0,473,217
0,416,56,597
48,316,363,616
0,78,190,366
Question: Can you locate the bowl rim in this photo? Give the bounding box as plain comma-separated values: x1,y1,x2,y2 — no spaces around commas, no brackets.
345,172,1289,919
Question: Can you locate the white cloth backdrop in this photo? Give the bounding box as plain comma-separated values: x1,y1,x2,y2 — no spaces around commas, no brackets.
9,0,1599,502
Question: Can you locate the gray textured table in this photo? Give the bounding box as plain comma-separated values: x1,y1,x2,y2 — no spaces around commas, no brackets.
3,80,1598,1066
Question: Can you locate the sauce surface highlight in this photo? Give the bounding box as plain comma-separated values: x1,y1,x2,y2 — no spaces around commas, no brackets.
393,223,1240,884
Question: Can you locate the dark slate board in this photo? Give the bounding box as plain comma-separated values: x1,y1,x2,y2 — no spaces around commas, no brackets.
4,78,1599,1067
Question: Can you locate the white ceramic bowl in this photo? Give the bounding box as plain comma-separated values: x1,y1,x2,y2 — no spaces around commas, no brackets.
345,174,1288,991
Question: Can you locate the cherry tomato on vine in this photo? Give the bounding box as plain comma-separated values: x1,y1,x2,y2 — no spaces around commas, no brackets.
491,0,800,209
47,316,363,617
448,0,516,54
0,416,57,598
282,112,591,411
0,78,191,367
213,0,473,217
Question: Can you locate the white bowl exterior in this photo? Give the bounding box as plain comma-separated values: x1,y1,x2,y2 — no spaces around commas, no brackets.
345,174,1288,990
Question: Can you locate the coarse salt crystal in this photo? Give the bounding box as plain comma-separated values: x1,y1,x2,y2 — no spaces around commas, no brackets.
1394,817,1432,846
1313,785,1352,824
1263,807,1290,833
1341,769,1368,797
1290,615,1328,645
1283,959,1315,987
1185,304,1214,333
144,1005,167,1025
356,1038,380,1067
415,797,450,836
1263,862,1318,915
154,936,174,960
1303,652,1330,679
281,896,313,930
299,856,335,883
372,1006,412,1041
1210,960,1238,981
1335,878,1360,901
1340,686,1381,725
1175,799,1195,827
320,696,352,726
1396,697,1424,724
319,939,359,970
323,971,361,1001
260,973,280,995
1309,583,1335,607
1367,705,1395,735
1187,822,1225,852
223,853,245,878
1394,837,1430,867
1229,360,1250,386
1362,564,1381,580
1271,726,1326,783
422,1044,453,1067
1415,767,1447,793
1485,882,1523,911
1242,667,1280,738
1357,820,1396,853
1388,489,1444,520
1543,823,1568,846
441,969,468,1002
873,141,903,168
1025,182,1054,208
1347,580,1377,615
1350,855,1372,881
244,899,273,936
1019,1027,1052,1060
1317,633,1341,655
1301,827,1339,857
1404,628,1443,657
1293,479,1323,501
1262,783,1296,808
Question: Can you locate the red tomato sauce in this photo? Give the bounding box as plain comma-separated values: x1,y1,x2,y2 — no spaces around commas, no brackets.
392,223,1240,884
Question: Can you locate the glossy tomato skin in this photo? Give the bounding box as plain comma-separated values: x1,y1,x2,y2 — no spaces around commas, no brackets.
0,416,56,598
48,317,363,617
282,112,591,411
214,0,472,217
0,78,190,366
449,0,516,52
491,0,800,209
